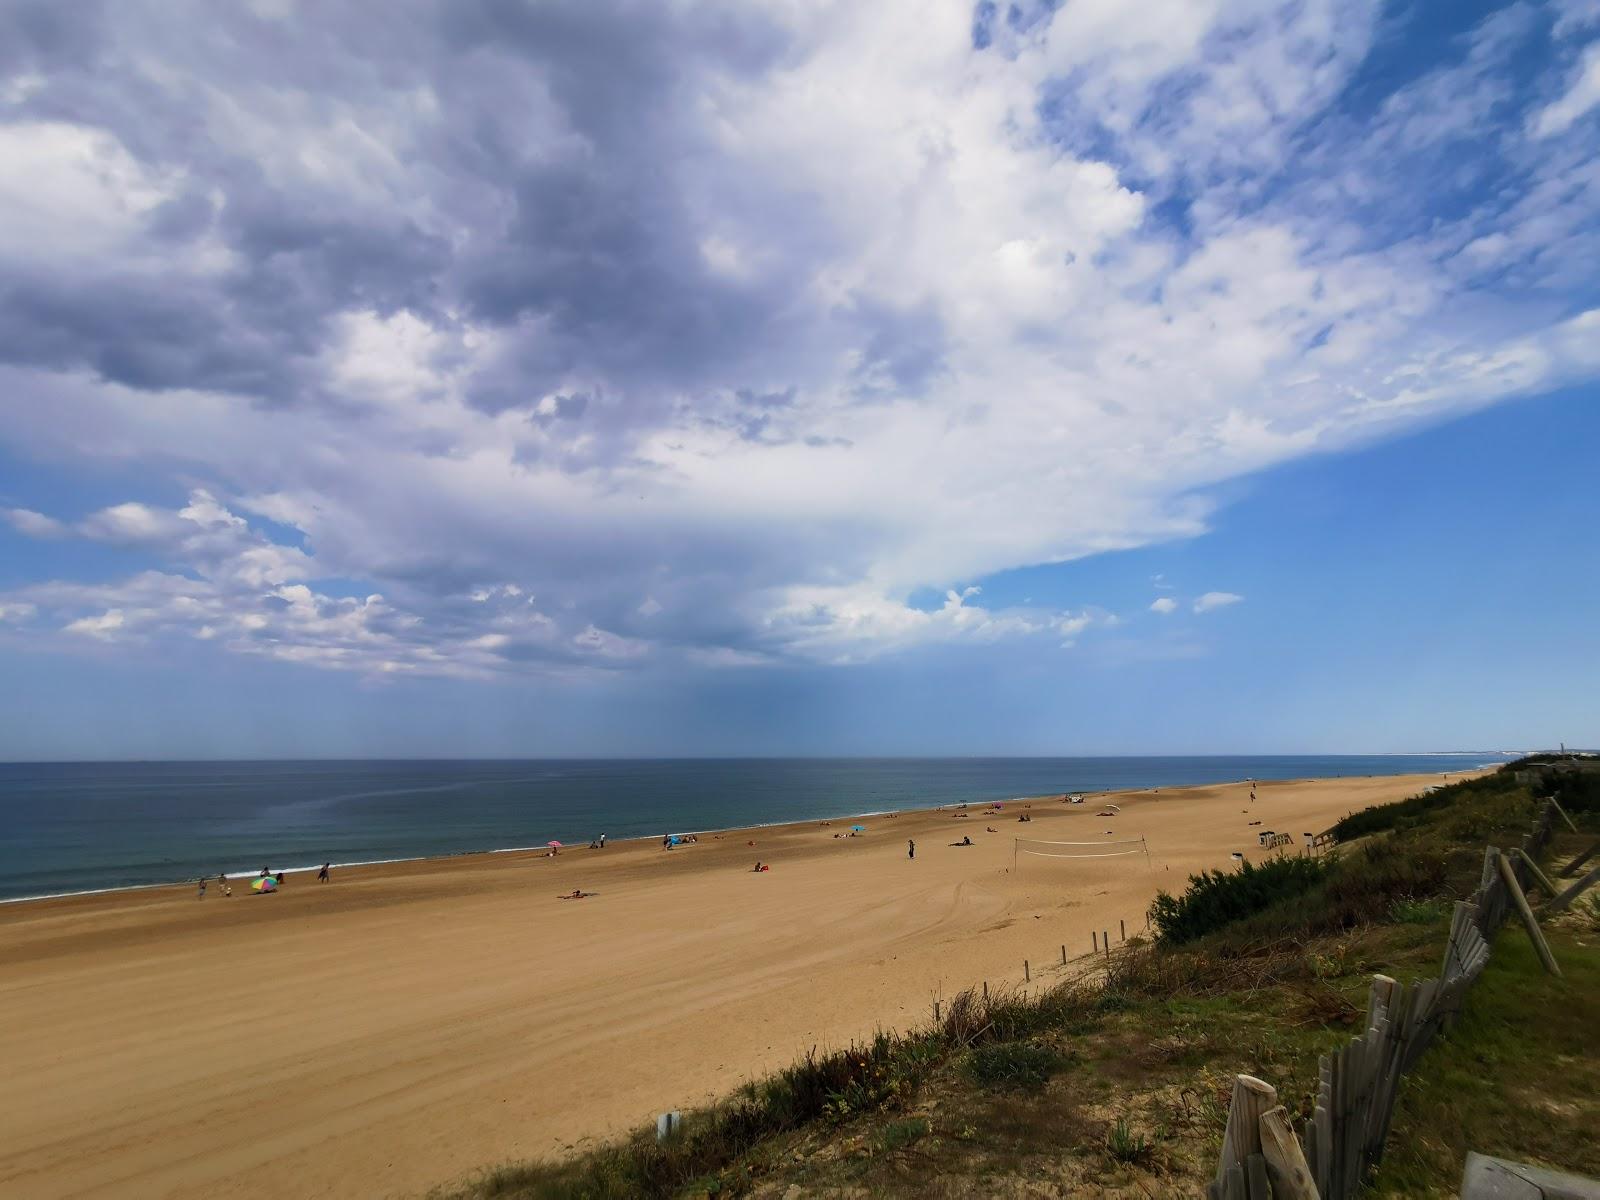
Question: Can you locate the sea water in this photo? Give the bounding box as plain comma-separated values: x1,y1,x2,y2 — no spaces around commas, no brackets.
0,754,1509,901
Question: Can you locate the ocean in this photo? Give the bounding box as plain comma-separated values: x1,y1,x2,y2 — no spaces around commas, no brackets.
0,755,1509,902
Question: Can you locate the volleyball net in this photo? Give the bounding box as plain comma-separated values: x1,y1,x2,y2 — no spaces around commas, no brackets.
1013,836,1149,871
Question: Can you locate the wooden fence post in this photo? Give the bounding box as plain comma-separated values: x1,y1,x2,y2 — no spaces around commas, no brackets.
1092,930,1098,952
1512,849,1560,900
1061,944,1067,965
1549,799,1581,835
1495,850,1561,976
1024,959,1030,983
1559,838,1600,878
1259,1105,1319,1199
1549,864,1600,913
1120,919,1126,941
1213,1075,1278,1196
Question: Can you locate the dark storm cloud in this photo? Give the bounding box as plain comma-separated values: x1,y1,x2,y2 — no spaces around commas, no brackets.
0,0,813,411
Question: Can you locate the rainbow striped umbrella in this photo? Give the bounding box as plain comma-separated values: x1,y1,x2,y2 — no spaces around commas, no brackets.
251,877,277,893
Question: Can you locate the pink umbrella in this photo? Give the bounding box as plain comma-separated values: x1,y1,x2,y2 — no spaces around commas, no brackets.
547,840,563,848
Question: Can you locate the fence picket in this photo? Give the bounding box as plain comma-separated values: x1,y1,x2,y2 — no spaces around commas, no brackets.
1245,1152,1271,1199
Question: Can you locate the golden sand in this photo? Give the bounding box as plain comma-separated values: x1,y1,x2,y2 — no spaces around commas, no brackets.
0,770,1470,1198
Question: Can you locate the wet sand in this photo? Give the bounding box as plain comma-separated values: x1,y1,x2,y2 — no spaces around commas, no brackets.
0,770,1469,1198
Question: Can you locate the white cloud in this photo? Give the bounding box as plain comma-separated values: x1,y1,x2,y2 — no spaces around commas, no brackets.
1150,597,1179,614
573,625,649,660
4,508,66,538
0,122,174,264
64,609,126,640
1553,0,1600,40
1532,43,1600,138
1193,591,1244,613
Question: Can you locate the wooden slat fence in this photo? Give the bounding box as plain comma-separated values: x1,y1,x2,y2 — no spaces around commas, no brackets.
1207,800,1558,1200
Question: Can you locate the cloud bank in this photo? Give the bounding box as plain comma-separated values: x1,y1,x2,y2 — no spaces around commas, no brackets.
1,1,1597,678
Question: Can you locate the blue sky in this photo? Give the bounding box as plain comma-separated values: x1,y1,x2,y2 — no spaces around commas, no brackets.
1,0,1598,758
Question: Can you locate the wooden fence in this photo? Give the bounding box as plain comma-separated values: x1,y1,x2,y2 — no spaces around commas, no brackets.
1207,800,1561,1200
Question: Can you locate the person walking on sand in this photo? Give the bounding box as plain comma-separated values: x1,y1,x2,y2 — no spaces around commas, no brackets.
599,833,606,848
197,877,206,899
318,862,330,883
908,839,915,860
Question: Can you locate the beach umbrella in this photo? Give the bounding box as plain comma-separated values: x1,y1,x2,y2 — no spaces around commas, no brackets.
547,840,563,848
251,877,276,893
851,825,866,831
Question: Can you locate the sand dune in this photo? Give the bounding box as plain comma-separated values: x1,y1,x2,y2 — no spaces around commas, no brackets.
0,770,1468,1198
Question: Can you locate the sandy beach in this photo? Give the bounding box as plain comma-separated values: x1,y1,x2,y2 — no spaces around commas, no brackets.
0,770,1471,1198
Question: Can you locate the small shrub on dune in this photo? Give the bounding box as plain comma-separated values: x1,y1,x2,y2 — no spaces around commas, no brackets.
965,1041,1063,1091
1148,856,1328,945
1105,1117,1154,1165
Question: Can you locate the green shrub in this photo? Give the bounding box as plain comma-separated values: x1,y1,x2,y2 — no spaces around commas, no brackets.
1148,856,1328,944
1106,1117,1153,1164
1332,772,1519,842
1537,768,1600,816
1388,897,1449,924
965,1041,1062,1091
873,1117,930,1153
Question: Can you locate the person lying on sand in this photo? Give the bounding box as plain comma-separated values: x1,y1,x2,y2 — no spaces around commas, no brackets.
949,836,974,847
559,889,594,899
751,861,770,872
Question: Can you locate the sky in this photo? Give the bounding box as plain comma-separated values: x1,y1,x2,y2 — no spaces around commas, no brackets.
1,0,1598,759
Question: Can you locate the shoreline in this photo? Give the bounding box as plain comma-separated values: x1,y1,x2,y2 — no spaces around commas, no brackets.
0,766,1495,909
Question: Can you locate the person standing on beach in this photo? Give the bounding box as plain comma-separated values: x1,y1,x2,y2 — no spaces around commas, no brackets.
318,863,330,883
197,877,206,899
599,833,606,848
908,839,915,860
